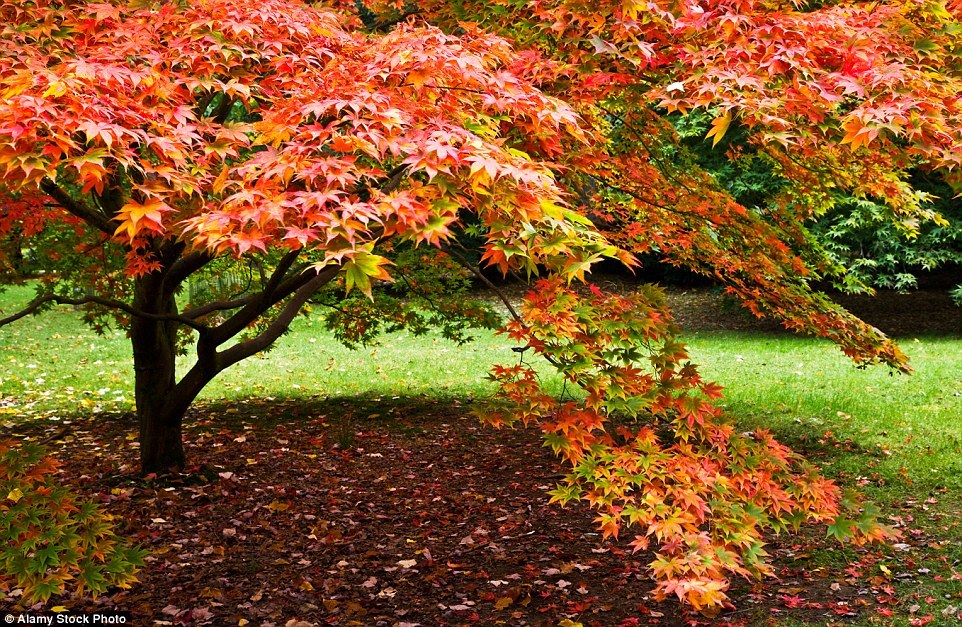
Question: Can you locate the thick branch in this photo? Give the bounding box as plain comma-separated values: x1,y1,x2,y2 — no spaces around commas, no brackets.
206,249,304,344
0,292,207,331
216,265,340,370
195,91,218,119
180,261,316,319
181,294,258,320
166,265,338,415
165,251,213,294
40,179,114,235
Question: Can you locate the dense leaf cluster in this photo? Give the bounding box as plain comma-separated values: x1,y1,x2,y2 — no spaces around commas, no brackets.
485,279,893,610
0,440,145,603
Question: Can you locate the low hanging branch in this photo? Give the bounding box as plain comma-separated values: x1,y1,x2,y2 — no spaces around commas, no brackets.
0,292,207,331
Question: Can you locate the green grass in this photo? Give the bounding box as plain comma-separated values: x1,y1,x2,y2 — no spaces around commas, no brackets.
0,282,549,418
3,282,961,496
685,331,962,495
2,283,962,623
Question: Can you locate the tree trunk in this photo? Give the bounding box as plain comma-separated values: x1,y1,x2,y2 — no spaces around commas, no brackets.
131,274,186,475
127,258,337,474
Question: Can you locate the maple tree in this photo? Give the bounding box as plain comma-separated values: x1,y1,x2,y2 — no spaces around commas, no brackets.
1,0,957,613
0,0,614,472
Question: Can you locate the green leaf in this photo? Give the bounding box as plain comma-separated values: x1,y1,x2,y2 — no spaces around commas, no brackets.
343,248,393,299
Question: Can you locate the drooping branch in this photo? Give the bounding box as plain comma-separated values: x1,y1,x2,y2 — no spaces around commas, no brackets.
40,179,114,235
0,292,207,331
444,246,523,324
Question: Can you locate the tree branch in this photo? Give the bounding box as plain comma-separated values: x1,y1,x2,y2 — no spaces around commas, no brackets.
216,265,340,370
40,179,114,235
165,251,213,295
164,263,341,421
444,246,523,324
0,293,207,331
181,294,258,320
379,164,409,194
206,249,304,344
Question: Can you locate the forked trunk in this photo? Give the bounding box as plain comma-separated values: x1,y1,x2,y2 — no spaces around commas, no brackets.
127,256,335,474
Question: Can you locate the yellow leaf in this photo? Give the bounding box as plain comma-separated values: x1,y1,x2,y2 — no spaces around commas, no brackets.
408,69,430,89
6,488,23,502
114,199,172,240
267,500,290,512
342,247,393,299
299,579,314,591
125,199,170,227
705,111,733,147
51,606,68,613
840,117,876,151
113,218,137,240
494,596,513,610
212,165,230,195
42,80,68,98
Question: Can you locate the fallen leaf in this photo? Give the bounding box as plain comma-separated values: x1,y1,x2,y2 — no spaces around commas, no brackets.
494,596,513,610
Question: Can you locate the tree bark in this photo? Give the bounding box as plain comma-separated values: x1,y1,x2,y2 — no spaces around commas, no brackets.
131,272,187,475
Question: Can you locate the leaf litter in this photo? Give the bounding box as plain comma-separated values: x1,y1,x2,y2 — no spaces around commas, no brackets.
2,396,960,625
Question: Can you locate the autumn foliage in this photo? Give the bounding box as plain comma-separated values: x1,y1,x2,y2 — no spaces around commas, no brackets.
0,0,615,474
1,0,958,613
0,440,146,603
486,280,894,610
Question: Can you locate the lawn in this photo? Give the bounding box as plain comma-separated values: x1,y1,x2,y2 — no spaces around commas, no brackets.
2,281,961,625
